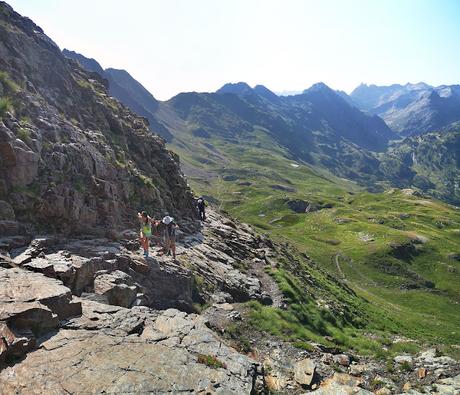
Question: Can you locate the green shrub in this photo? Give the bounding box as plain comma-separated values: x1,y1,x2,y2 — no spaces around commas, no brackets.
399,361,412,372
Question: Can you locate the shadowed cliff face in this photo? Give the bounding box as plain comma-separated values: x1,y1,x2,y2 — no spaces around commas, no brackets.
0,1,195,234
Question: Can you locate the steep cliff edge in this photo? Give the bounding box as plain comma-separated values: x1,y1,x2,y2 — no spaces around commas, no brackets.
0,1,194,235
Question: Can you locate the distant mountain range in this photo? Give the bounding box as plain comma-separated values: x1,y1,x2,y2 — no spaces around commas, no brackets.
350,82,460,136
63,49,460,205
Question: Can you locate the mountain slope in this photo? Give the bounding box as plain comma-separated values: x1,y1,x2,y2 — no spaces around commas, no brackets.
350,83,460,136
159,82,396,184
0,5,194,233
380,126,460,204
62,49,172,140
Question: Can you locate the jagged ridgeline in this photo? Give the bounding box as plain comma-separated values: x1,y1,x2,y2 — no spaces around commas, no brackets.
0,2,195,233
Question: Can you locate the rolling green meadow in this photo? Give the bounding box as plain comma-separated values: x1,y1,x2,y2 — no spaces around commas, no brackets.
169,127,460,359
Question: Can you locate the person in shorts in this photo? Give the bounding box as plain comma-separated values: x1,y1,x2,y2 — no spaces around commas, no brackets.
138,211,153,257
162,215,179,260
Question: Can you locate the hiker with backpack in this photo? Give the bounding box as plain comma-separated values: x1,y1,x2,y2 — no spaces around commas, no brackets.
138,211,154,258
162,215,179,260
196,196,206,221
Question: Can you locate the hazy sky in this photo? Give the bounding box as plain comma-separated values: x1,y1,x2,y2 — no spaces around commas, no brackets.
8,0,460,100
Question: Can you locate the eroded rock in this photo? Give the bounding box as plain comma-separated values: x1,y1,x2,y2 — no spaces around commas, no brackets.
294,358,316,386
0,300,257,394
0,267,81,365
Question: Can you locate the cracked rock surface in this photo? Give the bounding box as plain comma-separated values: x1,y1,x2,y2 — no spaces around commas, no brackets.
0,300,256,394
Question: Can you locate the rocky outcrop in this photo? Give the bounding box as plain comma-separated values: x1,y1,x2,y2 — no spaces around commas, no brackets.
0,1,195,234
0,300,258,394
7,237,195,312
0,267,81,365
307,373,372,394
286,199,334,213
93,270,138,307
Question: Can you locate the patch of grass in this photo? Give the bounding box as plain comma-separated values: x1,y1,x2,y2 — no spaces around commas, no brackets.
17,127,31,142
399,361,413,372
389,342,420,355
0,71,20,93
370,377,386,390
42,141,51,151
225,323,252,353
197,354,227,369
138,173,155,188
293,341,315,352
0,96,12,118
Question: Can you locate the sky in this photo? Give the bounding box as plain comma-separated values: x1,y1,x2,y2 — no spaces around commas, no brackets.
7,0,460,100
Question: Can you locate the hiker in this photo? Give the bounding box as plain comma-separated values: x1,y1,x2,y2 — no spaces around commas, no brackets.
196,196,206,221
138,211,153,257
162,215,179,260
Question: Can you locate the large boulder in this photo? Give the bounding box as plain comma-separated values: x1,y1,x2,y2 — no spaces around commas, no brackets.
0,267,81,365
311,373,373,394
294,358,316,386
93,270,137,308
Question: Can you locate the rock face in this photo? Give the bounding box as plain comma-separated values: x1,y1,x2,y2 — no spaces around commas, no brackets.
0,300,257,394
0,1,195,234
0,267,81,364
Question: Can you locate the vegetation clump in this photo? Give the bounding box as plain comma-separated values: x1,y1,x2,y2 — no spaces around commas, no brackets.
197,354,227,369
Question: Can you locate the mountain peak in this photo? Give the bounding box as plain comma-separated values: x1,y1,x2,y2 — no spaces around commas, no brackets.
303,82,334,94
216,82,252,95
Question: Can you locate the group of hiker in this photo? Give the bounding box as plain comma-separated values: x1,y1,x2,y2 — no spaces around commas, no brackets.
138,212,178,259
138,196,206,260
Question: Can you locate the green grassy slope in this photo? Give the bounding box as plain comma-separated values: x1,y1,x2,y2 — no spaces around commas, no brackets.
380,127,460,205
167,122,460,358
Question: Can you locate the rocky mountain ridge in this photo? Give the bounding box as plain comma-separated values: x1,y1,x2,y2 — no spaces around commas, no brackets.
62,48,173,140
350,82,460,136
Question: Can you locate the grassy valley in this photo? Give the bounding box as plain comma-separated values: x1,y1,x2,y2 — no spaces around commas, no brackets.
167,122,460,359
